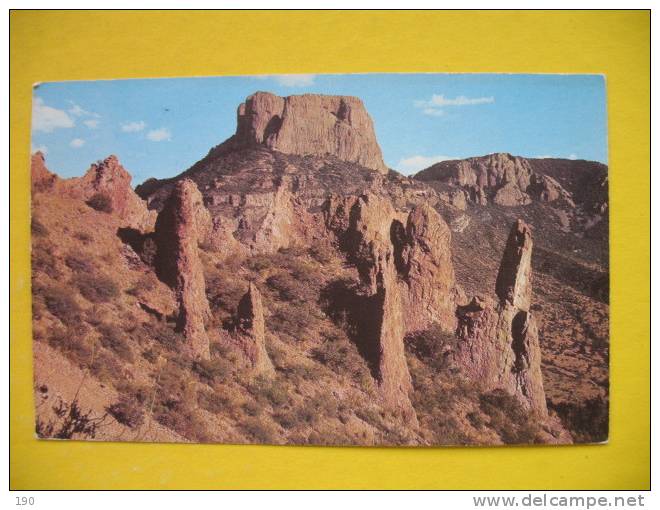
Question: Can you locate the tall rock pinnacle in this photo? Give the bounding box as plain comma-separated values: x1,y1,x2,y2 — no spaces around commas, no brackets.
496,219,533,311
454,219,548,418
235,282,274,374
154,179,211,360
234,91,389,174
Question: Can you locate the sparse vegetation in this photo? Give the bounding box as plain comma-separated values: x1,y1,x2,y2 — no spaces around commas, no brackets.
74,272,120,303
41,283,82,325
107,396,144,428
86,193,113,213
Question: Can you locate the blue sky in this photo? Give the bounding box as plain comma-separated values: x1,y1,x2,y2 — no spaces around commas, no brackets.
31,73,607,183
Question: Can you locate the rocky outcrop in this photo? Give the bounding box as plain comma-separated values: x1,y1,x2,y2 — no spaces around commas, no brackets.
415,153,571,208
325,193,416,421
234,282,273,374
454,219,548,417
31,152,60,194
394,204,458,333
496,219,533,311
233,92,388,174
154,179,211,360
30,153,155,231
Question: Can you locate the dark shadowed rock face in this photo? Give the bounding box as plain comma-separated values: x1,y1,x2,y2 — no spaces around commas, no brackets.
154,179,211,360
234,282,273,374
454,219,548,418
233,91,389,174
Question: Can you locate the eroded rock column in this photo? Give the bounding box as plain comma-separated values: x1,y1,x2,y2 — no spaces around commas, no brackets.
154,179,211,360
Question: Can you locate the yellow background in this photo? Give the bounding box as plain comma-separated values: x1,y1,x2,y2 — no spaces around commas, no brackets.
10,10,650,489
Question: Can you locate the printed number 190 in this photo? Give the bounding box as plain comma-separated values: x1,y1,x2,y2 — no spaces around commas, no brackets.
16,497,34,506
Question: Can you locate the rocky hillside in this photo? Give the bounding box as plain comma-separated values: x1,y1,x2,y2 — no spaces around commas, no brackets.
31,91,606,446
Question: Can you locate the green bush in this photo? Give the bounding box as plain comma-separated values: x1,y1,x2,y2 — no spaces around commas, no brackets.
74,273,119,303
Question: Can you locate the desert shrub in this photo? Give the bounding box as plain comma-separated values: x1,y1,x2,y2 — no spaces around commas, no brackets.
86,193,113,213
126,273,157,297
65,252,94,273
269,302,320,339
89,349,128,384
273,410,298,429
107,396,144,428
405,323,457,371
249,376,291,407
74,273,119,303
308,244,334,265
155,405,211,442
293,391,338,425
141,321,182,351
197,389,233,414
97,323,134,362
141,347,160,363
479,389,541,444
242,400,264,417
36,397,106,439
241,417,277,443
47,326,94,366
41,283,81,325
31,216,48,237
74,231,93,244
32,240,60,278
115,380,150,405
245,255,273,272
193,357,233,385
551,396,609,443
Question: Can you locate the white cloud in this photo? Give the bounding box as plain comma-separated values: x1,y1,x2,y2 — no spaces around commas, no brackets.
535,155,553,159
32,97,75,133
422,108,445,117
396,154,459,174
121,121,146,132
568,153,578,160
257,74,316,87
68,102,90,117
69,138,85,148
414,94,494,117
31,144,48,155
83,119,100,129
147,128,172,142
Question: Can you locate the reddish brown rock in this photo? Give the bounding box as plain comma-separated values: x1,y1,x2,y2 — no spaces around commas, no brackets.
234,282,273,374
154,179,211,360
396,204,458,333
234,92,388,174
415,152,572,207
496,219,533,311
30,153,155,231
454,220,548,418
31,152,59,194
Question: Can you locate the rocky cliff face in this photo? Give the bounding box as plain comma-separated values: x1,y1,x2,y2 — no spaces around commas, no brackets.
454,220,548,417
232,92,388,174
154,179,211,360
415,153,571,208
